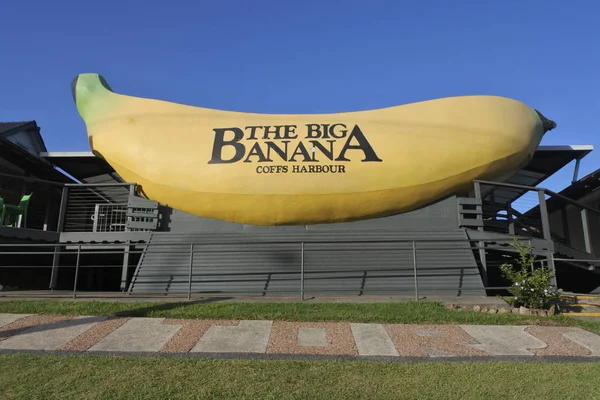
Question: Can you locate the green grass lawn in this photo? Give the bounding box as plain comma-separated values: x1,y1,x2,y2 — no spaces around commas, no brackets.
1,299,599,334
0,354,599,400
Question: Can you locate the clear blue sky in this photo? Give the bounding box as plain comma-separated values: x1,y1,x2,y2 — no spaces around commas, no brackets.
1,0,598,192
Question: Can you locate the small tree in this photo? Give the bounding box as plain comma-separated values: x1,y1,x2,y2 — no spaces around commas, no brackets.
500,238,560,309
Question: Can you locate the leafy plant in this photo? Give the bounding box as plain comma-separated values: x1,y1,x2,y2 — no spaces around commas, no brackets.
499,238,560,309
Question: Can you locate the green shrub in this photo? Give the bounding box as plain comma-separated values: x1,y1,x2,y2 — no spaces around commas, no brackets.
500,238,559,309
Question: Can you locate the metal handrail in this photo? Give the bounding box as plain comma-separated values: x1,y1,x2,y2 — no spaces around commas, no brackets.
0,237,556,301
553,258,600,264
0,245,543,255
65,182,136,188
0,171,68,186
471,180,599,261
0,236,534,248
475,180,600,217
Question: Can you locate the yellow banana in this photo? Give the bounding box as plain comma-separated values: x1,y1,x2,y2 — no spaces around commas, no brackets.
72,73,554,226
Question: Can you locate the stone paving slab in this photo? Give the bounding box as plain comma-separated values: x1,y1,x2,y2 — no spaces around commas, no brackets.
0,316,106,351
0,314,599,359
563,329,600,356
89,318,182,352
0,314,31,329
459,326,548,356
350,323,399,356
298,327,327,347
191,320,272,353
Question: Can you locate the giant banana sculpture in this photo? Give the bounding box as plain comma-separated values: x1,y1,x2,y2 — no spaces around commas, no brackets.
72,73,555,226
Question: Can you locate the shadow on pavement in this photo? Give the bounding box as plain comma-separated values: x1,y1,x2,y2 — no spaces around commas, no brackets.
0,297,234,341
0,316,104,340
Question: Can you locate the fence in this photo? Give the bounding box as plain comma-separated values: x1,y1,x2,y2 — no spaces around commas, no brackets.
0,172,159,234
61,183,135,233
0,237,558,300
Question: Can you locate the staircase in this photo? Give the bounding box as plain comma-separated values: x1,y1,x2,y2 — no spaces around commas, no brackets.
128,230,485,297
459,180,600,294
553,242,600,272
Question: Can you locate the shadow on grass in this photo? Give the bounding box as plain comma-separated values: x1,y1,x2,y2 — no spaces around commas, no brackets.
112,297,235,318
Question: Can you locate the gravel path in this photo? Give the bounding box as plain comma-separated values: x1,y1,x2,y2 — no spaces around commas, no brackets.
267,322,358,355
525,326,591,356
384,324,490,357
1,313,599,359
160,319,239,353
59,317,131,351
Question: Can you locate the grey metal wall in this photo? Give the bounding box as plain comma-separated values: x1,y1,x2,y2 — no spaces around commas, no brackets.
128,229,485,297
156,196,460,233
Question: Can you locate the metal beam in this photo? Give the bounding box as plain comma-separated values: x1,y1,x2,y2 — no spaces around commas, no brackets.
572,157,582,184
49,246,61,290
65,182,135,187
561,208,571,246
40,151,96,157
50,187,70,289
548,251,557,287
474,182,488,285
56,187,69,233
59,231,152,243
507,203,515,236
0,171,66,186
120,241,131,291
300,242,305,301
536,145,594,152
581,209,593,254
538,190,552,241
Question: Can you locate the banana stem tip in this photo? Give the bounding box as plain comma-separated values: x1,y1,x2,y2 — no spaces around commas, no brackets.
71,76,79,103
71,73,113,104
535,110,557,134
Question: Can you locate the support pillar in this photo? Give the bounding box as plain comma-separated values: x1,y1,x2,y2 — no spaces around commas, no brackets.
474,182,488,286
120,241,131,291
50,186,69,290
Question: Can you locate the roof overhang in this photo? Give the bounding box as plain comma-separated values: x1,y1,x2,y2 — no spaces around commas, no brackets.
39,152,125,184
0,121,48,154
480,145,594,205
0,137,74,183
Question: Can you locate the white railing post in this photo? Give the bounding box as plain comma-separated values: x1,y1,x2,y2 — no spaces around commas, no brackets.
72,245,81,299
300,242,305,301
188,244,194,301
413,241,419,301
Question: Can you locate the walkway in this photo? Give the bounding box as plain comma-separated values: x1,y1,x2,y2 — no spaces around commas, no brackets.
1,313,600,361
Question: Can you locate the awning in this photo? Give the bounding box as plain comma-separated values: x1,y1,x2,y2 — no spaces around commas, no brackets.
479,145,594,206
0,138,74,183
39,152,125,184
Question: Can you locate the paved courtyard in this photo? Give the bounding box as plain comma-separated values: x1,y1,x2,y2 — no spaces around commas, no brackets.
1,313,599,359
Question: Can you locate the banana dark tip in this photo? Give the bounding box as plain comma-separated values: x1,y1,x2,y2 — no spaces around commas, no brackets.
535,110,557,134
71,75,79,103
